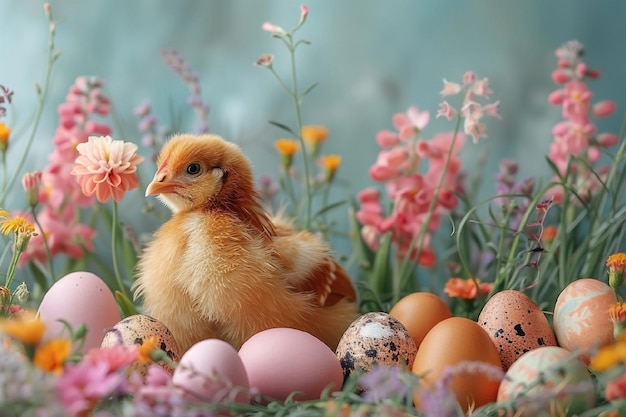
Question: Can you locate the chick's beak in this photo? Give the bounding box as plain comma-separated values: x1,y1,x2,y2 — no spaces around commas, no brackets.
145,170,181,197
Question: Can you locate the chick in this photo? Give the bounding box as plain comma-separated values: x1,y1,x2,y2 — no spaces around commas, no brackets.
133,134,358,353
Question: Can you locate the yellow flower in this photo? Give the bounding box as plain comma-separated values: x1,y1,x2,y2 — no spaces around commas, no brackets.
319,154,342,182
590,334,626,372
0,214,38,252
0,122,10,152
274,139,299,169
0,312,45,345
137,335,158,362
301,125,329,155
33,339,71,373
607,252,626,290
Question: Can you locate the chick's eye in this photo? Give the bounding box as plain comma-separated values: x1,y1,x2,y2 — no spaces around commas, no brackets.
186,163,202,176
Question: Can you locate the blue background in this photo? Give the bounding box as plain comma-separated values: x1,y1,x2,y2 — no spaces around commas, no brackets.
1,1,625,282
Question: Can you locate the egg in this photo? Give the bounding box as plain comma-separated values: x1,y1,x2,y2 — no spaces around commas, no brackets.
101,314,180,376
478,289,557,370
412,316,502,413
389,292,453,349
497,346,595,416
553,278,614,359
238,328,343,402
173,338,249,404
37,271,121,353
336,312,417,380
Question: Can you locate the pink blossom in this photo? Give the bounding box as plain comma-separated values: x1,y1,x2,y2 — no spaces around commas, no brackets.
72,135,144,203
482,101,502,118
56,361,128,416
376,129,400,147
440,79,462,97
562,81,592,120
592,100,617,118
597,132,619,147
551,69,570,84
83,345,139,373
548,89,567,105
299,4,309,23
262,22,285,34
436,101,457,120
462,71,477,84
392,106,430,139
470,78,493,98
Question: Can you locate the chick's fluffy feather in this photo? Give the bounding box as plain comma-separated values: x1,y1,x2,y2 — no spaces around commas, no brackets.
134,134,358,353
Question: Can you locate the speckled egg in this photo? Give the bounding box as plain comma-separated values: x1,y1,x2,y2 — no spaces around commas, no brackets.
478,290,557,370
553,278,615,360
101,314,180,376
335,312,417,380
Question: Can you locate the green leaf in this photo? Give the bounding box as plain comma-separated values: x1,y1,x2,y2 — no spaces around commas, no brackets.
268,120,297,136
312,200,346,220
115,290,138,317
301,82,318,98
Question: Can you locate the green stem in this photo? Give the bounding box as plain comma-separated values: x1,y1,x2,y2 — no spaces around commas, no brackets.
30,207,55,285
1,151,6,194
111,202,129,299
0,9,58,207
4,240,21,289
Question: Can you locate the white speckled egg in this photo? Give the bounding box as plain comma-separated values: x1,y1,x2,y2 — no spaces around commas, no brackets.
336,312,417,380
478,290,557,370
101,314,180,376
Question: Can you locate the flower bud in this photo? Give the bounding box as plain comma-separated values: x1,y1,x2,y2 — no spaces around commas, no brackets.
607,253,626,291
22,171,43,208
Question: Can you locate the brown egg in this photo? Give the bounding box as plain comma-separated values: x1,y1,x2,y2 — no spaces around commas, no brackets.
478,290,557,370
412,317,502,413
389,292,452,350
101,314,180,377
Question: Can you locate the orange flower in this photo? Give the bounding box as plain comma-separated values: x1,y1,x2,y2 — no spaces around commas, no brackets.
0,311,45,345
607,252,626,290
137,335,158,362
274,139,299,169
0,122,10,152
444,277,492,299
71,135,144,203
301,125,329,155
33,338,71,373
542,225,558,243
319,154,342,182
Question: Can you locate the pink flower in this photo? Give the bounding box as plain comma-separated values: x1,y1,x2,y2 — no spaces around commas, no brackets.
56,361,128,416
72,135,144,203
376,130,400,147
392,106,430,139
440,79,462,97
462,71,477,84
299,4,309,24
83,345,139,373
605,373,626,401
436,101,457,120
592,100,617,118
262,21,285,34
22,170,42,207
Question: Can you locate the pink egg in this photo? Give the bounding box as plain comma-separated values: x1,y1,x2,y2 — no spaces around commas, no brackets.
37,271,121,353
553,278,615,359
173,339,250,404
238,328,343,402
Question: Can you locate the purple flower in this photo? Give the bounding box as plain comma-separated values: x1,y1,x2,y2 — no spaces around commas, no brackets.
359,365,417,403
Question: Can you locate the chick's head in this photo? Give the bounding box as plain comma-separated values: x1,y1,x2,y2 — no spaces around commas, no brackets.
146,134,255,213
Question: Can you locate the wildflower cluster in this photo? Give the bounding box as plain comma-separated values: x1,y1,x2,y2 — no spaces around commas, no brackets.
547,40,618,203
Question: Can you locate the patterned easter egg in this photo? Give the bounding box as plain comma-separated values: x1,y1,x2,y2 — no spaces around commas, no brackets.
497,346,595,416
553,278,614,359
478,290,557,370
101,314,180,376
335,312,417,380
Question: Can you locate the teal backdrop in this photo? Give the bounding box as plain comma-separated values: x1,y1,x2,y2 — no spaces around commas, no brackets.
1,0,625,284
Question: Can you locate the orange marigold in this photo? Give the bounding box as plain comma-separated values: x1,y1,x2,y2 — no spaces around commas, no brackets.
444,277,492,300
607,252,626,290
33,339,71,373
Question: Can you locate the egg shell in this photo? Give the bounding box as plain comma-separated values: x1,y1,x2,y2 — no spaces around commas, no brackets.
101,314,180,376
238,328,343,402
497,346,595,416
478,290,557,370
389,292,453,350
553,278,614,359
173,338,249,403
336,312,417,380
412,316,502,413
37,271,121,353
